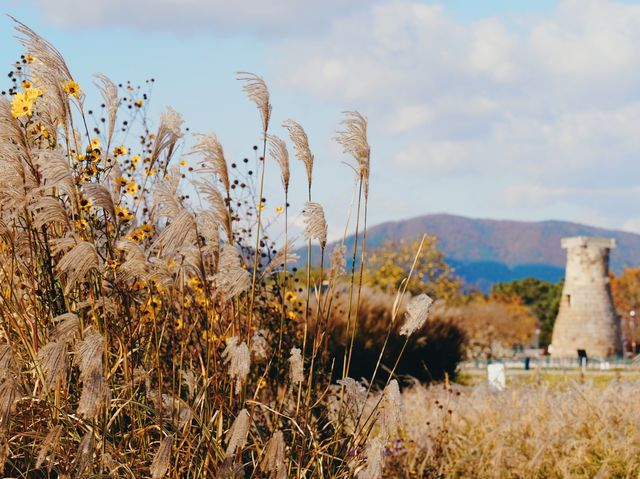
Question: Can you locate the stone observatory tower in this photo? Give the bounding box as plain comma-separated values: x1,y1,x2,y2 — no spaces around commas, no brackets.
550,237,621,359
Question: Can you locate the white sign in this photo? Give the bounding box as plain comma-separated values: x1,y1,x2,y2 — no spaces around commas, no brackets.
487,363,506,391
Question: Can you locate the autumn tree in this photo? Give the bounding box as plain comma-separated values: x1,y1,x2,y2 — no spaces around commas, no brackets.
611,267,640,349
364,236,462,302
491,277,563,347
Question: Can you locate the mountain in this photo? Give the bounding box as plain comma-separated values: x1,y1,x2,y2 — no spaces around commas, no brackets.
303,213,640,292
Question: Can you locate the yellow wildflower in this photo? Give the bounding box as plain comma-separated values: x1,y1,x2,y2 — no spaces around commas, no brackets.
180,159,187,167
115,205,133,223
285,291,297,302
116,176,128,187
114,146,128,156
10,92,34,118
126,181,139,195
91,138,101,149
276,206,284,213
135,99,143,107
24,54,34,63
62,80,81,98
79,197,92,211
131,155,141,165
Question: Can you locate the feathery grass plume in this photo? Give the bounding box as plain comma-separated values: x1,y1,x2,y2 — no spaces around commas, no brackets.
52,313,80,341
262,431,286,479
399,293,434,336
116,239,149,280
74,327,107,419
151,107,183,164
75,432,95,476
215,244,251,300
190,133,231,196
194,180,232,240
329,243,347,280
36,424,63,469
29,196,70,229
302,202,328,248
357,437,385,479
152,209,196,255
283,119,313,190
37,340,68,392
155,393,193,428
336,111,370,197
225,408,251,457
150,435,173,479
0,377,22,430
260,239,299,278
93,73,119,147
83,183,116,218
338,377,368,418
378,379,402,440
36,150,77,199
267,134,290,194
289,347,304,384
154,169,184,218
222,337,251,393
237,72,271,134
251,330,270,361
54,240,99,294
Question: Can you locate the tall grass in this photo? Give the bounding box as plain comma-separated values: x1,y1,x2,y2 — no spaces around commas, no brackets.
0,19,432,478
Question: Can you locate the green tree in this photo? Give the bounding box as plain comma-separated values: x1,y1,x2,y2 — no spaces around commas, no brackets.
491,277,563,347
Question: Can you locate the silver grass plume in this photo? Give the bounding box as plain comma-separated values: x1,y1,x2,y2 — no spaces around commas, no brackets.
267,134,290,194
75,432,95,476
399,293,434,337
36,150,77,199
52,312,80,341
261,431,286,479
29,196,70,229
237,72,271,134
152,209,197,255
83,183,116,218
251,330,270,361
190,133,230,195
36,424,63,469
181,369,197,400
37,340,68,392
283,119,313,189
54,240,99,294
0,344,17,381
378,379,402,440
150,435,173,479
225,408,251,457
74,327,108,419
194,179,232,241
261,239,299,278
337,377,368,418
0,377,22,431
215,245,251,300
13,18,72,81
116,239,149,281
336,111,370,197
222,337,251,393
153,169,183,219
357,437,385,479
302,202,328,248
329,244,347,280
93,73,119,147
289,347,304,385
151,107,183,164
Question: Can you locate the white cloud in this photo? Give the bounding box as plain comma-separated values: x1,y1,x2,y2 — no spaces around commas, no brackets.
21,0,371,35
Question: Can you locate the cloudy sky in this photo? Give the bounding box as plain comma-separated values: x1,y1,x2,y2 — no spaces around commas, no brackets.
3,0,640,239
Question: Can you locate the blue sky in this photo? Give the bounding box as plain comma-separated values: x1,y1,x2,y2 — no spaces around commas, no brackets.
3,0,640,241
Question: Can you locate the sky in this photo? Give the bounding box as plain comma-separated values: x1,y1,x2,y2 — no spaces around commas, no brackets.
2,0,640,241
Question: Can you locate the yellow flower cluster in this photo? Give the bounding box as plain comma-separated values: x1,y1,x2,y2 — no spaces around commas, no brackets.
10,84,43,118
62,80,81,98
115,205,133,223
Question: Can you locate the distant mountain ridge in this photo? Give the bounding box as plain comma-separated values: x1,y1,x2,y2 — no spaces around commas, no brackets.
303,214,640,291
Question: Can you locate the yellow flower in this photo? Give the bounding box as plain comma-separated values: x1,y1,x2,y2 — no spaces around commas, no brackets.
62,80,81,98
131,155,141,165
288,311,297,320
135,99,144,107
128,230,143,242
188,276,203,290
115,176,128,187
285,291,297,302
106,259,119,269
22,80,32,90
76,153,86,162
24,54,35,63
115,205,133,223
180,159,187,167
114,146,128,156
10,92,34,118
276,206,284,213
79,197,92,211
126,181,139,195
176,317,184,330
74,218,89,230
140,223,153,234
145,167,158,177
91,138,101,149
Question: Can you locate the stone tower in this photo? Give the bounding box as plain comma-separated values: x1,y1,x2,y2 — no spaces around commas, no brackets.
550,237,621,359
